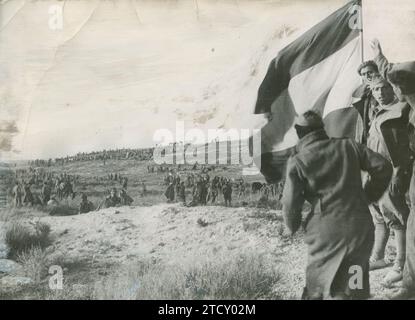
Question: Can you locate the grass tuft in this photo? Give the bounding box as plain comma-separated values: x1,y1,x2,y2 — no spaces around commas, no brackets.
5,221,52,259
93,252,281,300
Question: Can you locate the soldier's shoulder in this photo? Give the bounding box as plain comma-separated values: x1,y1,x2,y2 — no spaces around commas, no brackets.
330,137,362,151
329,137,365,154
400,102,412,118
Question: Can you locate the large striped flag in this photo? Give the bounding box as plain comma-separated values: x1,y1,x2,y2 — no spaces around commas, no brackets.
253,0,363,183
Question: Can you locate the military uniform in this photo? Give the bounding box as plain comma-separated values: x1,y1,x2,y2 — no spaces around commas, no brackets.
365,101,411,230
375,54,415,295
79,199,94,213
282,128,392,299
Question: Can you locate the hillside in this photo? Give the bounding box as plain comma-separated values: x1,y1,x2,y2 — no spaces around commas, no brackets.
0,203,403,299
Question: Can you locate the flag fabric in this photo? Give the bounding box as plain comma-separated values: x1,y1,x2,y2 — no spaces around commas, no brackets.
254,0,363,183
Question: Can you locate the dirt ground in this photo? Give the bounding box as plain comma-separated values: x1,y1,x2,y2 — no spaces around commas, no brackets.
1,202,402,300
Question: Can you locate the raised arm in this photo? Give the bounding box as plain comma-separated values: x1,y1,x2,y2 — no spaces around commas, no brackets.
371,39,394,79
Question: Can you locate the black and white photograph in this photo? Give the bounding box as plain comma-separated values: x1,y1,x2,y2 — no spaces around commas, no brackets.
1,0,415,306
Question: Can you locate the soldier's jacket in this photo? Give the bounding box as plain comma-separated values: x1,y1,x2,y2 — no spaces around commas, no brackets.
12,185,22,197
374,53,415,291
79,200,94,214
222,184,232,198
375,53,415,154
353,84,377,146
104,195,121,208
282,129,392,299
120,193,133,206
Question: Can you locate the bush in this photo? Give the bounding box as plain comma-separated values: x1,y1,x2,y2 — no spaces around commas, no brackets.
16,246,48,283
93,252,281,300
5,221,52,258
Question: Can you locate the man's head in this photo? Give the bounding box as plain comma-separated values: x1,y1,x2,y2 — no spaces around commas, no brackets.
387,69,415,102
370,77,396,106
358,60,379,84
294,111,325,139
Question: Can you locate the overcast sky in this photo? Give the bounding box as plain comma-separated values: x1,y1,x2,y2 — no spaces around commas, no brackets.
1,0,415,160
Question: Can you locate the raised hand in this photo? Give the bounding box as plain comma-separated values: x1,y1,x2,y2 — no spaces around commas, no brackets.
370,38,382,57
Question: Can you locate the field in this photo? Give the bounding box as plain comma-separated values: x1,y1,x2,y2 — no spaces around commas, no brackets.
0,159,404,300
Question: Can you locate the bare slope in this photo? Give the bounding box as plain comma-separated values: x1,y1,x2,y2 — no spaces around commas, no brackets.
0,203,400,299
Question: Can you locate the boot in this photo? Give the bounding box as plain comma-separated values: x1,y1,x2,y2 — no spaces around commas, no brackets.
383,229,406,286
370,223,390,270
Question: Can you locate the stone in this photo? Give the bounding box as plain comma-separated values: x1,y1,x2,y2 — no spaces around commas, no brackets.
0,275,33,289
0,259,23,275
0,242,9,259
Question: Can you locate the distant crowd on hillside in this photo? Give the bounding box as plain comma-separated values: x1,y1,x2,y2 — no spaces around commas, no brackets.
29,147,154,167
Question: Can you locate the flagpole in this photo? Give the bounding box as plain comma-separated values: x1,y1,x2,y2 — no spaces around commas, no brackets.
360,0,364,63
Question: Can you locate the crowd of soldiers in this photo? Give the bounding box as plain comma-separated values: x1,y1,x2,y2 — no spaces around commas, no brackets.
10,168,78,207
29,147,154,167
147,162,217,174
108,173,129,190
163,171,283,208
8,163,273,213
7,167,137,214
96,187,134,210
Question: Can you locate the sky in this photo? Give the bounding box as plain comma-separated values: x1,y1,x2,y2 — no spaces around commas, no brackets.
1,0,415,160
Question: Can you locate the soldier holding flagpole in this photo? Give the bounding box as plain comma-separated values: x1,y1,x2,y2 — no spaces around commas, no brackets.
371,39,415,299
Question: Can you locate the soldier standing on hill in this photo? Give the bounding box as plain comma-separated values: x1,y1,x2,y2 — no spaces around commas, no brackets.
174,175,181,202
79,193,94,214
12,181,22,207
237,179,246,198
207,180,218,204
165,182,175,203
371,39,415,299
353,60,381,145
197,176,208,205
363,77,411,285
103,188,121,208
41,181,51,205
223,180,232,207
122,177,128,190
22,182,34,206
140,181,147,197
178,181,186,204
282,111,392,300
120,189,133,206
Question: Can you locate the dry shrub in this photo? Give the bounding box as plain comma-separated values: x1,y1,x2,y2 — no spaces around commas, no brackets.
16,246,48,283
44,282,93,300
93,252,281,300
5,221,52,258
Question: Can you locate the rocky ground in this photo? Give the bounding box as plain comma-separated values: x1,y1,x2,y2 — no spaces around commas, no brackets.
0,203,405,299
